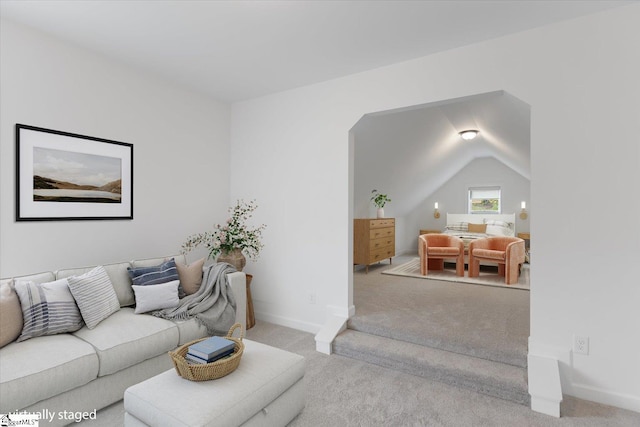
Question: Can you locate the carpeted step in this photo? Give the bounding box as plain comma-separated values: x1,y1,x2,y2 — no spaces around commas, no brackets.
347,315,527,369
333,329,530,406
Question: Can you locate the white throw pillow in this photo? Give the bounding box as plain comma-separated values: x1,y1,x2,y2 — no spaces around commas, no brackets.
132,280,180,314
67,266,121,329
486,224,512,236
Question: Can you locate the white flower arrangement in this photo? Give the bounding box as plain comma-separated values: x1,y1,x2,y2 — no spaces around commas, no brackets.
182,199,266,260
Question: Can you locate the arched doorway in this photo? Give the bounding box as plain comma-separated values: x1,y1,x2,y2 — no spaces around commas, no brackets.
344,90,531,371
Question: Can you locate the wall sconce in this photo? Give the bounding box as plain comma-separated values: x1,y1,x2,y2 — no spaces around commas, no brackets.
519,201,528,220
434,202,440,219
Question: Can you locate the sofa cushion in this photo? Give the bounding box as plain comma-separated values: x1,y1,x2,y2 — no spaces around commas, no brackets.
131,254,186,269
73,308,179,376
67,266,121,329
176,257,205,295
57,261,134,308
0,281,23,348
428,247,460,256
472,248,506,261
132,280,180,314
0,334,99,412
14,278,84,341
12,271,56,284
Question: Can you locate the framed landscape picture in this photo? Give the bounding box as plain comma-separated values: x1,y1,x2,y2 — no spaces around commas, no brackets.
16,124,133,221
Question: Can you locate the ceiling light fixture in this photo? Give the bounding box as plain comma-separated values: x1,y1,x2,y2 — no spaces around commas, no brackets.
459,130,479,140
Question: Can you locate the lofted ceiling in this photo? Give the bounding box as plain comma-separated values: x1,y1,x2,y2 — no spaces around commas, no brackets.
0,0,630,102
1,1,624,211
353,91,530,216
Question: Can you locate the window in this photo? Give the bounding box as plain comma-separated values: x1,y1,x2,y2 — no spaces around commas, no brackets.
468,187,501,214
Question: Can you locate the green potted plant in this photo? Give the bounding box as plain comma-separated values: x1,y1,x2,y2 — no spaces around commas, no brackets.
181,199,266,271
370,189,391,218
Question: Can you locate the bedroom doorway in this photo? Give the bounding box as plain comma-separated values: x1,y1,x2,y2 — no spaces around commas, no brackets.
346,90,531,368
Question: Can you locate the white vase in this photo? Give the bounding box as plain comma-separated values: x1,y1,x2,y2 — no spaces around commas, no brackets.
377,207,384,218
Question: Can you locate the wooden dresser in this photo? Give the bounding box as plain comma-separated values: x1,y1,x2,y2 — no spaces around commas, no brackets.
354,218,395,273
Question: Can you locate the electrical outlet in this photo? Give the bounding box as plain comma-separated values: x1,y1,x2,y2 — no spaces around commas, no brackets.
308,292,316,305
573,335,589,355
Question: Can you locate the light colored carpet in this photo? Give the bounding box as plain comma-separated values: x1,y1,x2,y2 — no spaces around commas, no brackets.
335,254,533,404
79,322,640,426
382,257,530,290
333,329,530,405
351,256,530,367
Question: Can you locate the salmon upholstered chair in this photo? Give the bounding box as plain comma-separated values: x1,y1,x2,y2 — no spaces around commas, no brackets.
418,234,465,277
468,237,525,285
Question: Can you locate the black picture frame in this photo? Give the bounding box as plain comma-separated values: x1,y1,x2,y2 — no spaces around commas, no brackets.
16,124,133,221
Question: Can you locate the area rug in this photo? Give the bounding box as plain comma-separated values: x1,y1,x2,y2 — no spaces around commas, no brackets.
382,258,529,290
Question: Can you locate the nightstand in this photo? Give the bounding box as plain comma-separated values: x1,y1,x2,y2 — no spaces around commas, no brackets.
517,233,531,263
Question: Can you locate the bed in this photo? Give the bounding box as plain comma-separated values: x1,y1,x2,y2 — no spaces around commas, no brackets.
442,213,516,254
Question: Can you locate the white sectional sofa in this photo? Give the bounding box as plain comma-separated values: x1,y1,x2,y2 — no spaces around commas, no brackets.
0,254,246,427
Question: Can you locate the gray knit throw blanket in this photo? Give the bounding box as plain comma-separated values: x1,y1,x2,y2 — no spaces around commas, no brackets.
152,262,237,336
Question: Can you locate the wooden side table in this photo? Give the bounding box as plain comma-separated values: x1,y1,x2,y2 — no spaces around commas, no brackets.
517,233,531,263
245,274,255,330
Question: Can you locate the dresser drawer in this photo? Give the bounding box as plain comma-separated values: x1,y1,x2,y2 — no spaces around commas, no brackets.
370,236,394,250
369,244,395,263
369,227,394,239
369,219,395,229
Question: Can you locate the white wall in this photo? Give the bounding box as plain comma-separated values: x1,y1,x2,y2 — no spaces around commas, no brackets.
404,157,531,253
230,5,640,412
0,19,231,277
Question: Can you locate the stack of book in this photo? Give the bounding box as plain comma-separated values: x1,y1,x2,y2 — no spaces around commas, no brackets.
185,336,236,365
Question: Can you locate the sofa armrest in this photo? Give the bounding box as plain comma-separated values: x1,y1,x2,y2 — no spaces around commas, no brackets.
227,271,247,332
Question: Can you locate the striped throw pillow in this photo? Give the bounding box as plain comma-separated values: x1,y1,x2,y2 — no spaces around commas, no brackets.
128,258,183,297
445,222,469,232
14,278,84,341
67,266,120,329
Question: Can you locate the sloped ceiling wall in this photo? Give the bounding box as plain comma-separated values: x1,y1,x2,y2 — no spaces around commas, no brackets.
353,90,530,219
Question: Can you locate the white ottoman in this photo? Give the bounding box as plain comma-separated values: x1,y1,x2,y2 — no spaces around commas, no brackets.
124,340,305,427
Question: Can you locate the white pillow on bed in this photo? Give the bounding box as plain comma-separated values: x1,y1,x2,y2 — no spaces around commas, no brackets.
484,220,514,236
486,224,512,236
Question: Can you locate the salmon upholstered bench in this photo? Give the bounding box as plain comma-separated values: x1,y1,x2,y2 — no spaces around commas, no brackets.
123,340,306,427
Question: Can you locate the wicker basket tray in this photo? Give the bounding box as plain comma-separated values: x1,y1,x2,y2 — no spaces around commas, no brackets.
169,323,244,381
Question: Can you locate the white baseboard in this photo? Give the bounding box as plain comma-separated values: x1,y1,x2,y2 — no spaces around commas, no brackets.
327,304,355,319
253,310,322,334
529,337,640,414
569,383,640,414
528,354,562,417
314,315,347,355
